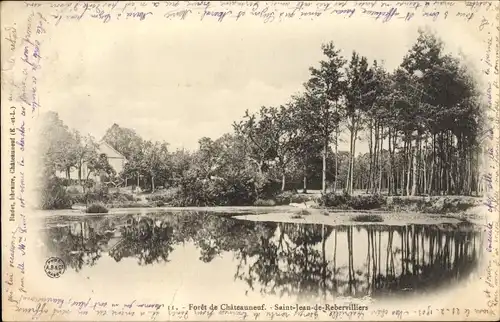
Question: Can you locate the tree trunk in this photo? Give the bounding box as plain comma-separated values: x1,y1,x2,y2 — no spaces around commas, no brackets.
281,172,286,192
378,126,383,193
302,163,307,193
388,129,395,195
322,138,328,194
334,127,339,194
350,130,357,195
151,175,155,192
406,139,412,196
411,137,418,196
347,121,354,194
429,141,435,195
346,125,357,195
368,121,374,194
423,146,427,195
78,165,82,182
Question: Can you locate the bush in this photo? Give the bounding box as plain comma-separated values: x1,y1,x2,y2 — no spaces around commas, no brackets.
254,199,276,206
296,209,311,216
290,209,311,219
111,192,136,202
70,193,86,204
352,214,384,222
318,193,386,210
387,196,477,214
84,186,110,203
259,180,282,200
156,201,165,207
174,171,260,206
66,186,82,194
319,191,351,207
107,202,153,208
274,191,294,205
80,188,137,205
39,177,73,210
348,195,386,210
59,178,79,186
86,203,109,213
146,188,178,205
290,194,314,204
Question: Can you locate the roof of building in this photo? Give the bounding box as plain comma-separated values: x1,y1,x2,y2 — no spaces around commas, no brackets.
98,140,127,160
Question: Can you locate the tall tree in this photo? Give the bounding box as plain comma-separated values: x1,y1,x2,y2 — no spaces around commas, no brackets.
345,52,376,194
140,140,170,192
72,130,99,185
103,124,144,185
233,108,276,176
303,42,346,194
263,105,300,191
289,94,323,193
38,111,79,178
102,123,143,159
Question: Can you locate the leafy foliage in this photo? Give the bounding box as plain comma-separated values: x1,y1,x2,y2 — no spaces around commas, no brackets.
85,203,109,213
351,214,384,222
39,176,73,210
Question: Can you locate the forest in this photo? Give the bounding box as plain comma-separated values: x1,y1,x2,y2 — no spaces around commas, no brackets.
38,28,488,209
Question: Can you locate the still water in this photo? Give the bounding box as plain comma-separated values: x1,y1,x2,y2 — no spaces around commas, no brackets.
40,211,482,302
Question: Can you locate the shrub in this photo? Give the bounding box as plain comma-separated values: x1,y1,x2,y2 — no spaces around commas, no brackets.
39,177,73,210
296,209,311,216
387,196,477,214
254,199,276,206
290,194,313,204
259,180,282,200
107,202,153,208
111,192,136,202
84,186,110,203
66,186,82,194
174,175,259,207
146,188,178,205
348,195,386,210
156,201,165,207
86,203,109,213
319,191,351,207
84,179,96,189
59,178,79,186
70,193,86,204
274,191,294,205
351,214,384,222
79,188,138,205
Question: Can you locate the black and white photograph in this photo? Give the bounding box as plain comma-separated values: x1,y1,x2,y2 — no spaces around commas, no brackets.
2,1,499,321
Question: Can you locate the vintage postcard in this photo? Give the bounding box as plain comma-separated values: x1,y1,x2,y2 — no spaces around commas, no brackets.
1,1,499,321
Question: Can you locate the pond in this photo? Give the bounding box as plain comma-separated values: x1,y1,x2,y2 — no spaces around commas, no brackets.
39,211,483,303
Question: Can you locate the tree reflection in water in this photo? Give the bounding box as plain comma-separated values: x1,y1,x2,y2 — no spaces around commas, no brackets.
231,223,481,300
45,219,114,272
109,216,177,265
44,213,481,300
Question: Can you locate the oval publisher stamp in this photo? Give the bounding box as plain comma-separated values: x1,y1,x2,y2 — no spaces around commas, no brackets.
44,257,66,278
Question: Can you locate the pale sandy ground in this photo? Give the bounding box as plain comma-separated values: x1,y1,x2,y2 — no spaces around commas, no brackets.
33,204,487,227
233,208,485,227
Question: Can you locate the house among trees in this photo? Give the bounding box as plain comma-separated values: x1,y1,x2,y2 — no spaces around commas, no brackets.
56,141,127,183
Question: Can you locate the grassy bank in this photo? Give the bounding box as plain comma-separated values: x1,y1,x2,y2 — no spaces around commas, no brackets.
258,192,481,215
54,183,483,217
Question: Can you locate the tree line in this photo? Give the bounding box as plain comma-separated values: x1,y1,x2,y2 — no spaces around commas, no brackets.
40,28,487,202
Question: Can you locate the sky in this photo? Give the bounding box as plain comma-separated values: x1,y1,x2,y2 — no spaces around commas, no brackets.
40,13,485,154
